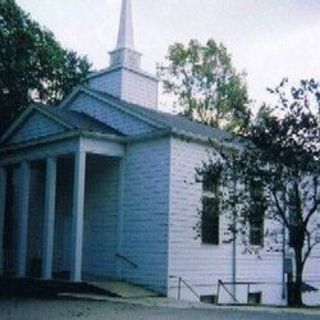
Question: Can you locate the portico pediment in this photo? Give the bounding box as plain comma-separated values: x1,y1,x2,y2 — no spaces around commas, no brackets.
1,106,69,146
1,106,69,145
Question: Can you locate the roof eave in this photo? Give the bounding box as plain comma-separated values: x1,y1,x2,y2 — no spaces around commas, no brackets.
0,129,126,155
0,104,75,145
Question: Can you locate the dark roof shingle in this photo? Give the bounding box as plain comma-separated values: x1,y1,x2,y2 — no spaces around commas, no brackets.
39,106,123,136
87,88,237,144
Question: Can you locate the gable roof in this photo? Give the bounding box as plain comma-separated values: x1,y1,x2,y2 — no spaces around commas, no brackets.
37,105,122,136
0,103,123,146
1,85,243,149
83,87,238,145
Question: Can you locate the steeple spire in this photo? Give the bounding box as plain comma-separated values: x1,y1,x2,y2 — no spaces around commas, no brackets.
92,0,158,110
117,0,134,49
109,0,141,69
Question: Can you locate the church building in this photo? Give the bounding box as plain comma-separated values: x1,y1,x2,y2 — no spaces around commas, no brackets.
0,0,319,305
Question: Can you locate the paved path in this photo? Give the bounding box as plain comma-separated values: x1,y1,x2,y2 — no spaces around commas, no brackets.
0,298,319,320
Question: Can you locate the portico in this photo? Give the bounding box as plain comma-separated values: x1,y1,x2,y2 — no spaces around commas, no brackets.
0,133,124,282
0,0,174,297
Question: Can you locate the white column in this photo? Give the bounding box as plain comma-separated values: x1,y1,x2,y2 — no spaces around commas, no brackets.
42,157,57,280
70,152,86,282
17,162,31,277
0,167,7,274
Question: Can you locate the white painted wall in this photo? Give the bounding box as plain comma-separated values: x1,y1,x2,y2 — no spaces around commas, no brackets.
167,137,299,305
302,247,320,305
121,69,158,110
168,138,236,301
88,68,158,110
89,69,123,99
82,155,119,279
119,138,171,293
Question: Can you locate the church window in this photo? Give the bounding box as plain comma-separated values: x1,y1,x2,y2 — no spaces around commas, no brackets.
201,175,220,245
249,180,265,246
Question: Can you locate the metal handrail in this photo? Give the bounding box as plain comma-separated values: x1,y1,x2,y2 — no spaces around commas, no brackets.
170,275,200,300
115,253,138,269
217,279,239,304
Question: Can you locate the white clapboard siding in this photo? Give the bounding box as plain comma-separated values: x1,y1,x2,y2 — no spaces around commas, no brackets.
89,68,158,110
168,137,289,304
120,69,158,110
119,138,170,293
9,112,65,144
82,155,119,278
303,245,320,305
67,93,155,135
89,70,123,99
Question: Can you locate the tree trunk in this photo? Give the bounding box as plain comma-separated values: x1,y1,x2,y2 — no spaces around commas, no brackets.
290,248,304,307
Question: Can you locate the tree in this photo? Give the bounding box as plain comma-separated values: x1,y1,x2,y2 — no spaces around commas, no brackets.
197,79,320,306
158,39,251,132
0,0,91,134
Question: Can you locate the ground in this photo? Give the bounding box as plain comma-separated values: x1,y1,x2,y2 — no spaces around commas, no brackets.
1,298,319,320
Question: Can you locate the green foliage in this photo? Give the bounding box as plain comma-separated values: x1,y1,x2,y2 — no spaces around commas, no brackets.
0,0,91,134
158,39,251,132
198,79,320,306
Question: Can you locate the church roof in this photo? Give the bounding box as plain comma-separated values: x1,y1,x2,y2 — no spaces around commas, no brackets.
38,105,123,136
0,102,123,147
86,87,239,145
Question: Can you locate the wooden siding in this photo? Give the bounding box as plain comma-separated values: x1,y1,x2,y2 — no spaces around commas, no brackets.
88,68,158,110
67,93,155,135
168,138,290,304
82,155,119,278
167,137,320,305
303,247,320,305
9,112,65,145
121,69,158,109
89,69,123,99
119,138,171,293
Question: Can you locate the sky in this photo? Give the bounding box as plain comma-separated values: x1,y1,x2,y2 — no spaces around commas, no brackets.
15,0,320,111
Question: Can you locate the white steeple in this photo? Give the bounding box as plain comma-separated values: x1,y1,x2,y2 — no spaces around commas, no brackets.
89,0,159,109
109,0,141,69
117,0,134,49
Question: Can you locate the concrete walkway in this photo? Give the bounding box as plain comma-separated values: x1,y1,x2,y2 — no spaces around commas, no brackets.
88,280,159,298
58,292,320,317
1,298,320,320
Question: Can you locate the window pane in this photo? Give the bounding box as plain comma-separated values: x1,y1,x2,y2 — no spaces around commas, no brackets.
202,197,219,244
249,180,264,246
249,211,264,246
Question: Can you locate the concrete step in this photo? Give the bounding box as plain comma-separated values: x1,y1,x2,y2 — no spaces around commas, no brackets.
0,277,118,298
88,280,160,298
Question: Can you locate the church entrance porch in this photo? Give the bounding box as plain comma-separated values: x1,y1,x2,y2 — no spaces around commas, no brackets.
0,136,124,283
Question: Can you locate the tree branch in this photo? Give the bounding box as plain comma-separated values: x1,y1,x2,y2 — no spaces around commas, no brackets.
302,230,318,267
304,176,320,228
270,188,290,229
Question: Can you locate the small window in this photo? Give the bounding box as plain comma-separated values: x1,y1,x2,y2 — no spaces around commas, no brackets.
249,180,265,246
248,292,262,304
201,176,219,245
249,219,264,246
200,295,217,304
